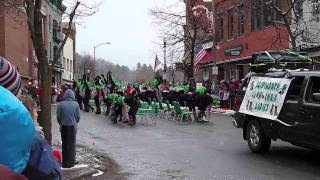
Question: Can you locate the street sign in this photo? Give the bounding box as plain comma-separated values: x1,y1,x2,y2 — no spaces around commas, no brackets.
212,66,218,75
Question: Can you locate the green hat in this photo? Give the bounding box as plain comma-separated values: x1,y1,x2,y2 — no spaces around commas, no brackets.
196,86,206,94
150,79,158,87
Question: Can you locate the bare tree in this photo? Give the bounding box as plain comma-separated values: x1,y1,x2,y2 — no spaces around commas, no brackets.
151,0,212,82
263,0,320,50
0,0,101,143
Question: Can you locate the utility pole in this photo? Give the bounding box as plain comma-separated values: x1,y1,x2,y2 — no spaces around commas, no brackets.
211,1,218,92
163,39,167,81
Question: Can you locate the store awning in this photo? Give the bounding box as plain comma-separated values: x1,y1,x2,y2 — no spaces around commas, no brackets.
198,50,212,65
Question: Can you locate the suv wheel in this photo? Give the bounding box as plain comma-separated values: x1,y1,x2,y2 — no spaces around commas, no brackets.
246,120,271,153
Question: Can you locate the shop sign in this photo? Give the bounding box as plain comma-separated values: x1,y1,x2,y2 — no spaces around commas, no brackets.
202,41,213,50
239,76,292,120
224,45,243,56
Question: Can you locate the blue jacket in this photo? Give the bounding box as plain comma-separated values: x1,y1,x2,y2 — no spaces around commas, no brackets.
57,89,80,127
23,134,61,180
0,86,35,173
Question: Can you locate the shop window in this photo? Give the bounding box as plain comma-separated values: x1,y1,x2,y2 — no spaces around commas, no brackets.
228,9,234,39
238,5,245,36
306,77,320,103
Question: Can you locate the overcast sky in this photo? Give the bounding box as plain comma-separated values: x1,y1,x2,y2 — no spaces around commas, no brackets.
76,0,177,69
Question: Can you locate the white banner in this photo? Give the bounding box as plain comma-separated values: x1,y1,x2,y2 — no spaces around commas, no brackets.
239,76,292,120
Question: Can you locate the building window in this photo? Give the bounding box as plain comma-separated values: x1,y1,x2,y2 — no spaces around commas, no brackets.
227,9,234,39
252,0,283,31
238,5,245,36
49,42,52,60
49,15,52,33
70,60,73,72
63,58,66,69
274,0,282,22
218,15,224,42
264,3,273,27
251,0,263,32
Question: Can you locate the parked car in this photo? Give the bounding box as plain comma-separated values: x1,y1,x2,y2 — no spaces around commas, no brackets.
233,70,320,153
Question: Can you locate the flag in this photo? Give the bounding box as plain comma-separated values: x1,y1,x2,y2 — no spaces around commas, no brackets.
194,44,206,66
154,55,161,71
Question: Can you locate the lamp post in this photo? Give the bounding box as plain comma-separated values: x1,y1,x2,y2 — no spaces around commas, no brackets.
93,42,111,78
163,39,167,81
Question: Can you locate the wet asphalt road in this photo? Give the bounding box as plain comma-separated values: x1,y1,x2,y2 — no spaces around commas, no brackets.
52,106,320,180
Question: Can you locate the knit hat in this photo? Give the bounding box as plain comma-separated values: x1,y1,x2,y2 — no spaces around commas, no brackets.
0,57,22,96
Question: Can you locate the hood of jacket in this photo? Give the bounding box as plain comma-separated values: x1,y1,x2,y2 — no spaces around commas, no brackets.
0,86,35,173
63,89,75,101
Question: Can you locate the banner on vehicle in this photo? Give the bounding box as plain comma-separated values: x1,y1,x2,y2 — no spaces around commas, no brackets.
239,76,292,120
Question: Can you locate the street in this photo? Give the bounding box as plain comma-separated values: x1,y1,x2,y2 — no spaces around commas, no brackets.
52,106,320,180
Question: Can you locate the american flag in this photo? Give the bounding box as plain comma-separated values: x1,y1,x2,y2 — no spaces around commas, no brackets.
154,55,161,71
194,44,206,66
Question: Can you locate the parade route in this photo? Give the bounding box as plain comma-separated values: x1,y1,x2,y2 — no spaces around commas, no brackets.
52,106,320,180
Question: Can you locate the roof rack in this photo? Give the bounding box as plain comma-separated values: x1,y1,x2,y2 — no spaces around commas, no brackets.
266,68,310,72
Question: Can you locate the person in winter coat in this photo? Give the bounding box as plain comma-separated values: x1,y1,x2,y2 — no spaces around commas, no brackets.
124,89,139,125
57,89,80,168
112,94,124,123
82,77,92,112
0,86,35,173
75,80,83,110
195,87,213,122
19,94,62,180
57,89,80,137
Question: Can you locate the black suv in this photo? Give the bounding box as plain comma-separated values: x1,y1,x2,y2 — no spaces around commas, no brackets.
233,70,320,153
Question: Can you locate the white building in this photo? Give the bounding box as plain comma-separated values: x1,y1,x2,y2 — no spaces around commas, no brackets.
62,22,76,84
293,0,320,69
62,36,74,84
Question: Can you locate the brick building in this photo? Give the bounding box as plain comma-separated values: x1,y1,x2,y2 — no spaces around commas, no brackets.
0,7,37,84
198,0,291,81
41,0,66,85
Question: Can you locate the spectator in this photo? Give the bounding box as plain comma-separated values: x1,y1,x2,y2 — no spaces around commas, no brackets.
19,95,62,180
0,57,22,96
0,86,35,173
57,89,80,142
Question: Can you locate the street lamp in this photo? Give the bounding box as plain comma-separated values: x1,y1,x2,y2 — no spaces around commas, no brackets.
93,42,111,78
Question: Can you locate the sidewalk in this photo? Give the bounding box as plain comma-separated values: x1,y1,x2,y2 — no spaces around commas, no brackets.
53,141,127,180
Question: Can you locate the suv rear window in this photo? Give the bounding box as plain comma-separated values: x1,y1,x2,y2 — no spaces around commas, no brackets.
286,76,304,100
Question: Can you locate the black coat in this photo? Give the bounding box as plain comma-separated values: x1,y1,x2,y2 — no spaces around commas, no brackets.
124,95,139,114
195,94,213,111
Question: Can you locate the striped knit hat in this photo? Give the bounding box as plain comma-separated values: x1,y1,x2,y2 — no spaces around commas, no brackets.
0,57,22,96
